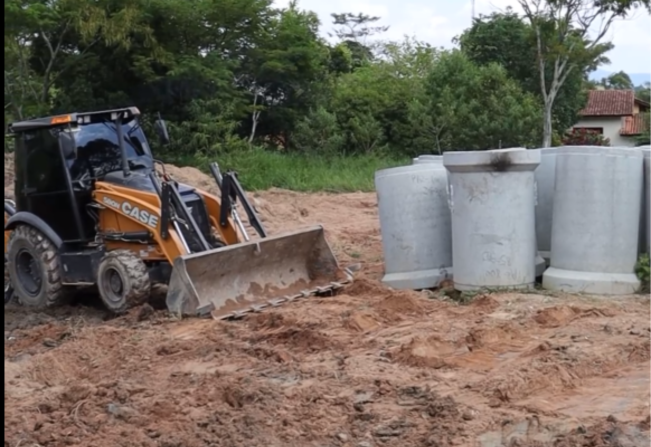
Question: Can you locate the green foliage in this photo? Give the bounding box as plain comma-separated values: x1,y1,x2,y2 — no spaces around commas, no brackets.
164,147,407,192
292,107,346,155
636,83,651,103
598,70,635,89
513,0,638,147
561,128,611,146
3,0,640,192
634,112,651,145
457,8,596,139
425,51,542,151
635,253,650,293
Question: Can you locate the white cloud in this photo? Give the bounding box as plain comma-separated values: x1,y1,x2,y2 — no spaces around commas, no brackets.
274,0,650,73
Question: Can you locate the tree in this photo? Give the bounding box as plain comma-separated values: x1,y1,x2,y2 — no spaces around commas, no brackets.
4,0,156,119
599,70,635,89
516,0,646,147
635,82,651,103
456,9,592,140
329,12,388,66
292,37,440,156
632,111,651,145
238,1,329,146
426,51,542,152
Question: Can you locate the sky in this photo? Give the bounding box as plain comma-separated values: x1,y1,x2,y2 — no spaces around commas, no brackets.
273,0,651,75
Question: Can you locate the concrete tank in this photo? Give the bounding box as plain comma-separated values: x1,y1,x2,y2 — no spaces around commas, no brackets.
542,147,643,294
375,163,452,289
534,148,559,262
641,146,651,254
413,155,443,164
534,146,619,263
443,148,541,291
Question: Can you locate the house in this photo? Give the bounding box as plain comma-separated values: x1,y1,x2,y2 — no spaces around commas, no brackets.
572,89,650,146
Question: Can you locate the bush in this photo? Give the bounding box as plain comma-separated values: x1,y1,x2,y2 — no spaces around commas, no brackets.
561,128,610,146
292,107,346,155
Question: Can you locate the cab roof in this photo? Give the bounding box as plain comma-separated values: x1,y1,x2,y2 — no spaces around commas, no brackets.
8,107,141,133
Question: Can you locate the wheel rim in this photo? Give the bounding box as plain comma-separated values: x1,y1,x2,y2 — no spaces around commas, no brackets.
101,267,125,305
15,249,42,296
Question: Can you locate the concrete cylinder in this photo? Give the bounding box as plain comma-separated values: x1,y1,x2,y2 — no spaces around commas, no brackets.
413,155,443,164
543,147,643,294
443,148,540,291
641,147,650,254
375,163,452,289
534,146,629,261
534,148,559,262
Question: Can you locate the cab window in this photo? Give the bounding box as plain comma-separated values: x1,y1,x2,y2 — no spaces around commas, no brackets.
22,128,67,193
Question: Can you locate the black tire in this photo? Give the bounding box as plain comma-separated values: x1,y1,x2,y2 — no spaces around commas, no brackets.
6,224,66,308
5,252,14,305
97,250,151,314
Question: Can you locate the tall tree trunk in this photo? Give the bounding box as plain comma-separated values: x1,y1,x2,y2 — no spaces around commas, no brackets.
542,101,553,148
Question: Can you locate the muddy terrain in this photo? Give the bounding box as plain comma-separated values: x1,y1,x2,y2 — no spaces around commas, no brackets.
4,160,651,447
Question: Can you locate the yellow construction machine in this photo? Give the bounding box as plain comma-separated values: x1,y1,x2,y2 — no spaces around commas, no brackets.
4,107,351,318
5,199,15,304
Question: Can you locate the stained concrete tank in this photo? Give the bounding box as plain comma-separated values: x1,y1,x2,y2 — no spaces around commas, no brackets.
443,148,541,291
375,163,452,289
542,147,643,294
641,146,650,254
413,155,443,164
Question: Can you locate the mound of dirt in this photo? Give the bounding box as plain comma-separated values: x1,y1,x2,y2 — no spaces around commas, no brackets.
533,305,582,327
162,163,219,195
344,311,382,333
391,336,457,369
552,415,651,447
465,323,523,350
375,291,426,321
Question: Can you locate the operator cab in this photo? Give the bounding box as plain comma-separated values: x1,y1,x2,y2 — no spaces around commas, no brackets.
7,107,170,245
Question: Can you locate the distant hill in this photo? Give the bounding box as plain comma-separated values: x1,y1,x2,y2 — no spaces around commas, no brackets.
589,69,650,87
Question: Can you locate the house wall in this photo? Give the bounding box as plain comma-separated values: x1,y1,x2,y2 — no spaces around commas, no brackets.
573,117,637,147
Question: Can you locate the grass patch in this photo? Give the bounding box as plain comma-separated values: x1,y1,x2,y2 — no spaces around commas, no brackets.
161,148,409,192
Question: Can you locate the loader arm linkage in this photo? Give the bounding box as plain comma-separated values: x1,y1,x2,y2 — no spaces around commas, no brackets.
151,166,354,320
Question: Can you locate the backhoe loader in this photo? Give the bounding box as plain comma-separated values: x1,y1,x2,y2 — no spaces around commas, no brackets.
5,199,15,304
4,107,352,318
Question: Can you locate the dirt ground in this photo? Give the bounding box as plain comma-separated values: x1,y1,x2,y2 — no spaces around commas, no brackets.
4,159,651,447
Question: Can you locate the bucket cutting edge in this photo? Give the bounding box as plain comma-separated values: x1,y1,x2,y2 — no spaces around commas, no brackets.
165,225,352,318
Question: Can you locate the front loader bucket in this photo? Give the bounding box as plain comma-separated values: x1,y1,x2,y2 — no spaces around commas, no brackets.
166,225,352,319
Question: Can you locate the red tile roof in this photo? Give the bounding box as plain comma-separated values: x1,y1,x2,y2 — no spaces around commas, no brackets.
620,114,650,136
580,90,635,116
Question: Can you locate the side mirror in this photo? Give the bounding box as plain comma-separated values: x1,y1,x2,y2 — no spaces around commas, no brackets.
154,119,170,145
58,131,76,159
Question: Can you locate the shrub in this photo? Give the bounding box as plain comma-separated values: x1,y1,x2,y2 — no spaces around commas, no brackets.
635,253,650,293
561,128,610,146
